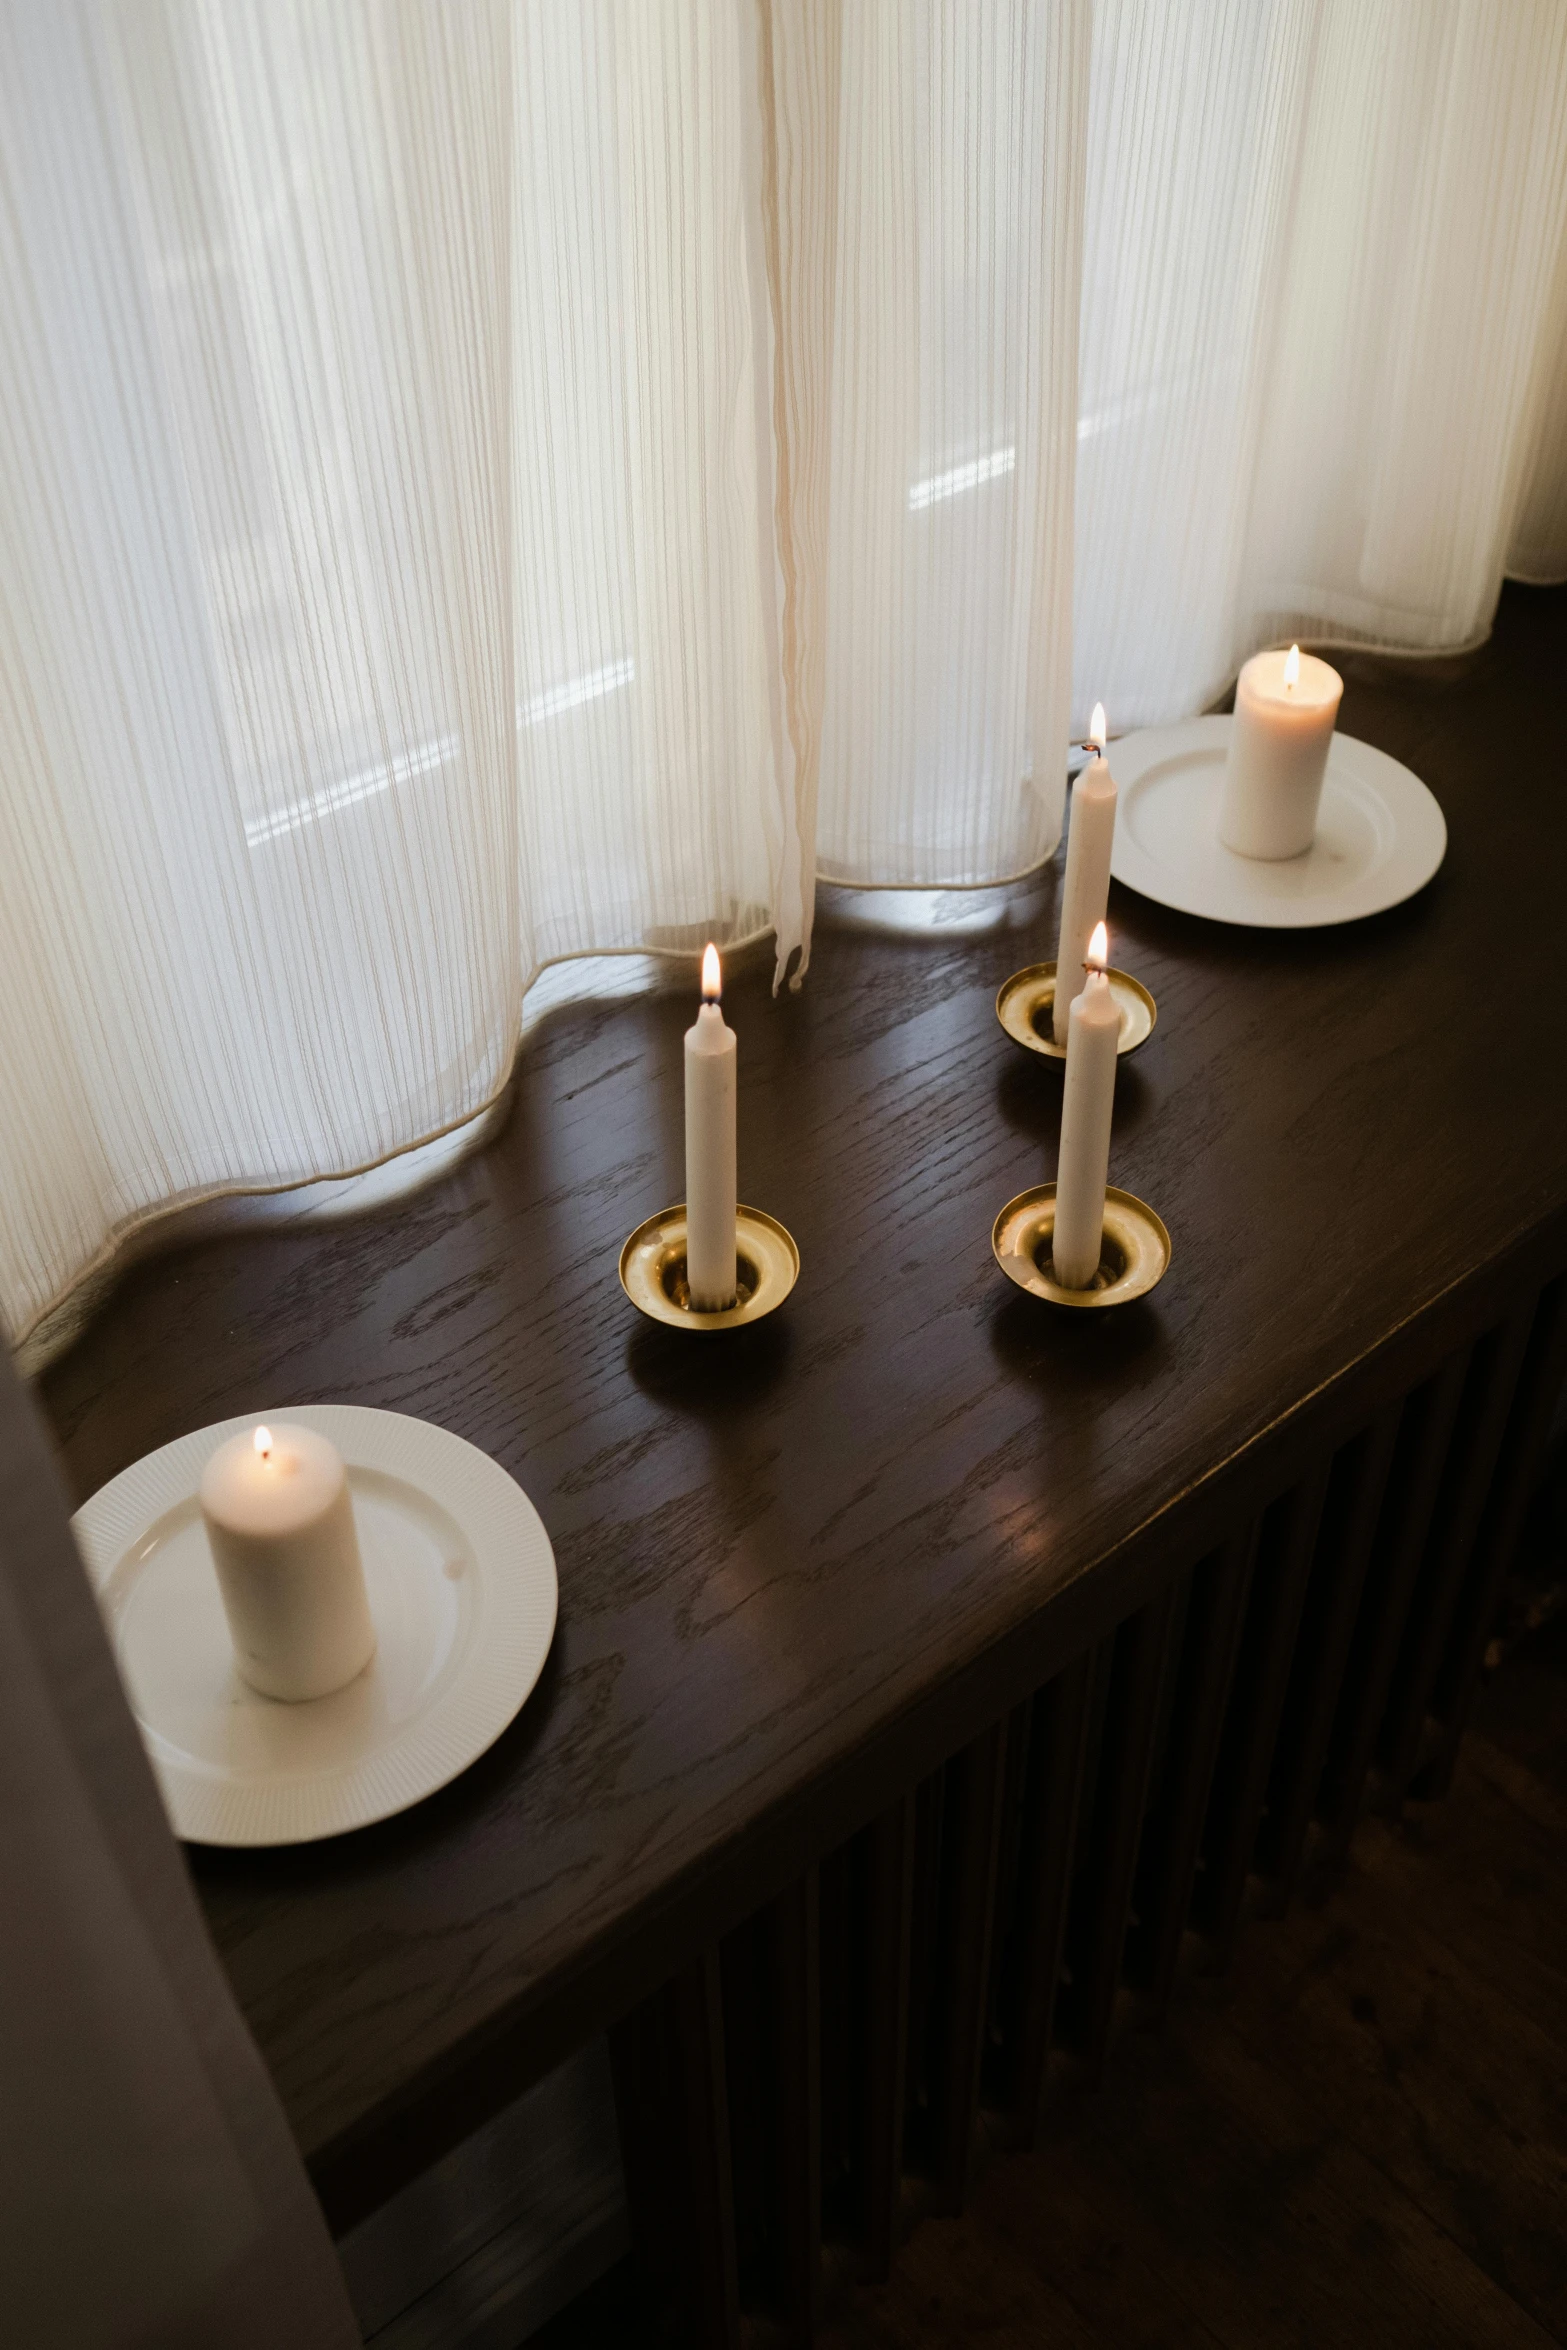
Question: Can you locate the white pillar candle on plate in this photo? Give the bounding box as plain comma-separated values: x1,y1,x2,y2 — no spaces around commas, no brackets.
684,943,738,1310
199,1423,375,1701
1054,704,1117,1044
1053,923,1119,1290
1217,643,1343,860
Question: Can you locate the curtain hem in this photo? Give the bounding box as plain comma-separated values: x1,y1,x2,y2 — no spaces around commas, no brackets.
13,925,786,1380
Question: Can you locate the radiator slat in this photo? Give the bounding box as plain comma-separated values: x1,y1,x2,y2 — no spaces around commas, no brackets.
1003,1651,1095,2138
1253,1411,1401,1909
1379,1307,1537,1789
1058,1587,1179,2070
1128,1526,1258,2013
861,1797,915,2280
934,1725,1007,2210
1415,1277,1567,1799
609,1950,740,2350
1315,1353,1470,1850
774,1872,822,2338
1195,1467,1329,1956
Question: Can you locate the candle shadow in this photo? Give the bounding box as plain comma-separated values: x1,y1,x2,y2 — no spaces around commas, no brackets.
987,1286,1172,1392
624,1313,794,1418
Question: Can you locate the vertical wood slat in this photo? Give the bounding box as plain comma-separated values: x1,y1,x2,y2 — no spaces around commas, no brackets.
1059,1585,1179,2072
935,1723,1007,2212
861,1796,915,2279
609,1949,741,2350
1127,1526,1258,2015
608,1987,676,2328
1315,1352,1470,1852
1252,1410,1401,1910
902,1775,942,2176
1378,1306,1537,1791
1413,1276,1567,1801
774,1872,822,2339
817,1842,854,2254
1008,1651,1095,2140
983,1701,1035,2089
1194,1466,1330,1958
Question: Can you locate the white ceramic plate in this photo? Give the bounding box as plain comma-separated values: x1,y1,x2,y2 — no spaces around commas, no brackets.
72,1405,557,1848
1107,716,1446,928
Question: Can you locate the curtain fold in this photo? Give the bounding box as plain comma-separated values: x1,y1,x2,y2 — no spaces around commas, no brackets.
1074,0,1567,729
2,0,1566,1350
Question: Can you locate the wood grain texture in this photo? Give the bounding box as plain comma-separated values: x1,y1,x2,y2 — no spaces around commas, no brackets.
37,583,1567,2227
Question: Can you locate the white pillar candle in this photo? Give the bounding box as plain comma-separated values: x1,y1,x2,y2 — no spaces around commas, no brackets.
1053,703,1118,1045
199,1423,375,1702
1052,924,1119,1290
1217,643,1343,860
684,943,738,1310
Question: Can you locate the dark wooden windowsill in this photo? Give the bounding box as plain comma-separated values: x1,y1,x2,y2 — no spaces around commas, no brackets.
39,582,1567,2233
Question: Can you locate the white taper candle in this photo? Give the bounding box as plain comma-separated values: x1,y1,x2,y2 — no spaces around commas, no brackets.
1054,704,1118,1045
1052,924,1119,1290
199,1423,375,1702
684,943,738,1310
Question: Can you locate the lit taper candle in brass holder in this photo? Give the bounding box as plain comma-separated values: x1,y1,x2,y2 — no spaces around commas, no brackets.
619,1204,800,1331
619,944,800,1332
993,920,1169,1310
998,712,1156,1062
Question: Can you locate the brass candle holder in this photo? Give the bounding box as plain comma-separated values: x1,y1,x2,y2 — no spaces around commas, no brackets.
992,1183,1170,1309
995,961,1156,1062
619,1205,800,1331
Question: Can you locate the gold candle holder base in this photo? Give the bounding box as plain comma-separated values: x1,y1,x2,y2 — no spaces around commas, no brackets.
619,1204,800,1331
992,1183,1170,1309
995,962,1157,1062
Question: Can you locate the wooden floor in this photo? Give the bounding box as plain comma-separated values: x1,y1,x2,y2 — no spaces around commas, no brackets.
543,1592,1567,2350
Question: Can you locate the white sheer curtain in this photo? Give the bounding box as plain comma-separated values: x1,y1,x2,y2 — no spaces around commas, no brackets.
3,0,1566,1355
1077,0,1567,725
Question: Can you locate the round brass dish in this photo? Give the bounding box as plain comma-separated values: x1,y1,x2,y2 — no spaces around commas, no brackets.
992,1183,1170,1309
995,962,1157,1061
619,1205,800,1331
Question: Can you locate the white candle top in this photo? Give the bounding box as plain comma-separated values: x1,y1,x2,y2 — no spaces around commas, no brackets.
688,1000,733,1055
1075,750,1116,806
199,1423,348,1538
1238,645,1342,718
1074,965,1120,1028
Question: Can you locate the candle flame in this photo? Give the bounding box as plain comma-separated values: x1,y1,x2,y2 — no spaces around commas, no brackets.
1088,701,1107,753
253,1424,273,1459
1284,644,1300,690
1087,920,1108,971
701,942,722,1002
